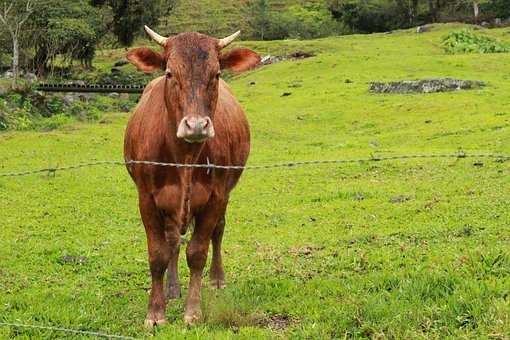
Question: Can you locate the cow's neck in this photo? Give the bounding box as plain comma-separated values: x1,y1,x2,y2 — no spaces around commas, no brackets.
163,80,206,232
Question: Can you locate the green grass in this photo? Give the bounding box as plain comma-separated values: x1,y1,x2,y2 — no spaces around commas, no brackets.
1,24,509,339
158,0,324,37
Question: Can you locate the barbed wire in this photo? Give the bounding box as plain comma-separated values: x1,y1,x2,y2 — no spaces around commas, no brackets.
0,152,508,178
0,321,138,339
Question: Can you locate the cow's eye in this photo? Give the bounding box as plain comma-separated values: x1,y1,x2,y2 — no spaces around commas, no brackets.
215,71,221,79
165,70,173,79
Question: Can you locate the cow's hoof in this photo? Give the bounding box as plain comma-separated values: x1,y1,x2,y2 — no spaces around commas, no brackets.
166,285,181,300
209,279,226,289
144,317,167,329
183,310,202,326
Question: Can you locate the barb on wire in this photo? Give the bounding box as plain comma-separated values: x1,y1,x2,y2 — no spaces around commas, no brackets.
0,321,138,339
0,152,508,178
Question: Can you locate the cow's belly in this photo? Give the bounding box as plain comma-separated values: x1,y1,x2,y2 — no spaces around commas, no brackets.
152,181,212,218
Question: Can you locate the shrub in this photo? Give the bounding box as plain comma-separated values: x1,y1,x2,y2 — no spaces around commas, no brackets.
328,0,409,34
442,30,510,54
274,5,340,40
247,2,340,40
0,89,116,131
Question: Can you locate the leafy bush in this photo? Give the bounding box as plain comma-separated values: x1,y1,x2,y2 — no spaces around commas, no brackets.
271,5,340,40
442,30,510,54
246,2,340,40
328,0,412,34
0,88,126,131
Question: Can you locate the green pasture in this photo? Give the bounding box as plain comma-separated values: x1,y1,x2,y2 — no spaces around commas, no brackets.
0,24,509,339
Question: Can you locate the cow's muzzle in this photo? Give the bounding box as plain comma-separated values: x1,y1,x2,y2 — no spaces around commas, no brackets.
176,116,215,143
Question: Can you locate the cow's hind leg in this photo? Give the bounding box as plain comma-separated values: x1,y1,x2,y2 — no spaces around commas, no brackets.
209,215,226,289
139,193,170,328
184,201,225,325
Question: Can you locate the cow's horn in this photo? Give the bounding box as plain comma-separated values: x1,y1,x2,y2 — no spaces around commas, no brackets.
144,25,167,46
219,31,241,49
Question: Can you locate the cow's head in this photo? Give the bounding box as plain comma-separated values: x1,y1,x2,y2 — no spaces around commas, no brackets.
127,26,260,143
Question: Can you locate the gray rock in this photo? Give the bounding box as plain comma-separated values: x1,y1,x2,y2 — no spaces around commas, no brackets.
0,84,8,96
75,80,86,87
389,195,412,204
63,94,76,106
108,92,120,99
261,51,314,65
495,18,502,26
78,93,93,101
3,71,13,79
369,78,485,94
25,73,37,82
119,93,130,101
120,103,131,112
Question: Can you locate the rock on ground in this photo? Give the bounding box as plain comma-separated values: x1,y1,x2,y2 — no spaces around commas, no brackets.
0,84,7,96
369,78,485,94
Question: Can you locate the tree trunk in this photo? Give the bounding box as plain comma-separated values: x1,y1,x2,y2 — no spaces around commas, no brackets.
428,0,439,22
473,1,480,23
11,33,19,90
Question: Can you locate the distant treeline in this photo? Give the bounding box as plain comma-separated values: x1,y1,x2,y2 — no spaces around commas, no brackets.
1,0,509,76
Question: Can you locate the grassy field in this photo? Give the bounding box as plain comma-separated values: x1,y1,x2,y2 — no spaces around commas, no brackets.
1,24,509,339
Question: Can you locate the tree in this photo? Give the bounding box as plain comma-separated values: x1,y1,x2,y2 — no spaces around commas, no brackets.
0,0,32,89
27,0,106,75
246,0,271,40
456,0,490,22
108,0,164,46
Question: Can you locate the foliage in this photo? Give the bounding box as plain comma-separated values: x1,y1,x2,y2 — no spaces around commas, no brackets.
482,0,510,19
102,0,165,46
0,87,131,131
245,0,272,40
328,0,403,33
245,2,340,40
28,0,106,74
272,5,340,40
442,29,510,54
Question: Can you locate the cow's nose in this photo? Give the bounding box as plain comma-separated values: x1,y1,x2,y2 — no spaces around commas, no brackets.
177,116,215,143
185,117,208,130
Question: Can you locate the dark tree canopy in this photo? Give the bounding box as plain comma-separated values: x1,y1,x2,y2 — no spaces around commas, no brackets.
104,0,164,46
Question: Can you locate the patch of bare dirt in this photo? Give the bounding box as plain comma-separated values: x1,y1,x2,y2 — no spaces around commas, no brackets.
259,314,297,331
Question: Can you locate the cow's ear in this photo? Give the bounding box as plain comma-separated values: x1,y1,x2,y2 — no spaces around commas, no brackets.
220,48,261,73
127,48,165,73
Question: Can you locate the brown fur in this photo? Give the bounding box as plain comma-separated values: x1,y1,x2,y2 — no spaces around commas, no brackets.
124,32,259,326
220,48,261,72
126,48,165,73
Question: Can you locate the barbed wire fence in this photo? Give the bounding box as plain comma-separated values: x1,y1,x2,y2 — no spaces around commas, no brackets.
0,152,509,178
0,150,509,338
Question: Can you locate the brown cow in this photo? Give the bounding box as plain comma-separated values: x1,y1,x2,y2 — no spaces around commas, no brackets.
124,26,260,327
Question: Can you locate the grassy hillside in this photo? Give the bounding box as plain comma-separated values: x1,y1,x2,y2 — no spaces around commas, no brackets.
159,0,324,37
1,24,509,339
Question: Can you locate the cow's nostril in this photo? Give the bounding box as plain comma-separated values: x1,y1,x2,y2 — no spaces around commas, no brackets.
203,119,209,128
185,119,193,129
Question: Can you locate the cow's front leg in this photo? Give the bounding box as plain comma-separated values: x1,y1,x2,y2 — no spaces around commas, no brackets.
139,194,170,328
165,223,181,300
184,204,224,325
210,216,226,289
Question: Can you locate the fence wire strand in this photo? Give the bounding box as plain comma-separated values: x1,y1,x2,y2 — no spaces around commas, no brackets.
0,321,138,339
0,152,509,178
